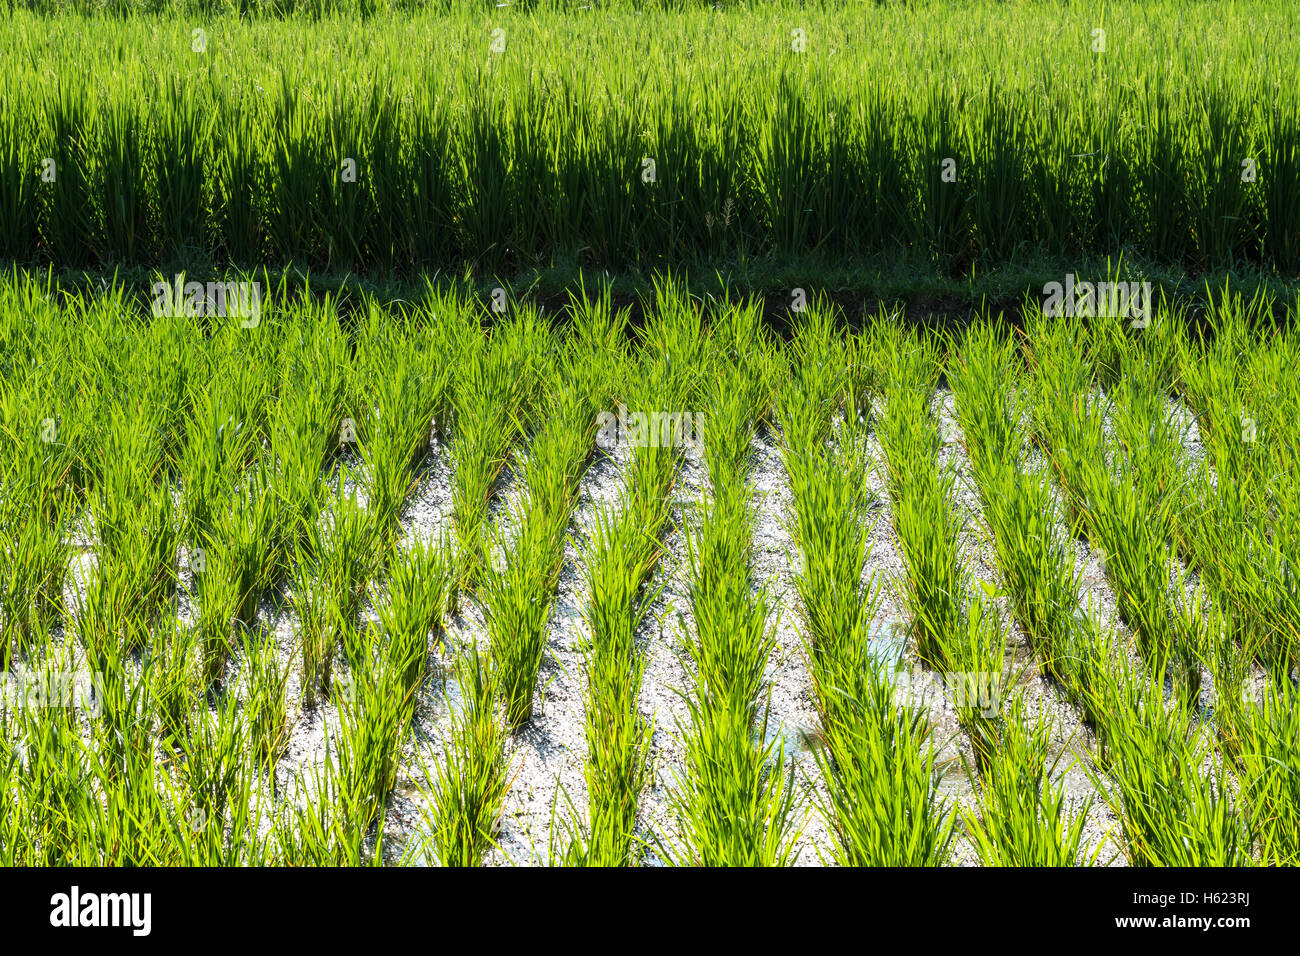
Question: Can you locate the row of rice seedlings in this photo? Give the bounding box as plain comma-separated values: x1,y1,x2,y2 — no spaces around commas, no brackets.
871,320,1008,775
1081,641,1250,866
483,294,623,731
85,433,178,648
102,291,268,696
351,302,451,562
252,297,374,707
662,304,798,866
0,276,81,655
0,370,73,661
419,645,509,867
557,288,702,866
1212,669,1300,866
1187,452,1300,676
946,321,1111,864
1209,479,1300,864
871,322,963,667
1023,312,1203,703
281,617,430,865
960,697,1099,867
1023,312,1109,534
184,461,274,687
417,295,621,867
177,319,276,546
1,618,276,865
775,307,955,866
292,471,379,706
948,321,1106,714
267,292,352,579
229,624,288,780
554,503,658,866
172,676,273,865
3,4,1299,271
445,307,550,597
1175,294,1300,672
0,501,70,666
340,537,456,861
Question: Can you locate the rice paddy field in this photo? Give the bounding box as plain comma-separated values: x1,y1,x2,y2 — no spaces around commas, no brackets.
0,273,1297,868
0,0,1296,879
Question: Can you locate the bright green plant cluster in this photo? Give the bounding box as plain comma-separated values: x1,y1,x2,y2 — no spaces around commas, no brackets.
936,324,1100,865
1176,294,1300,673
660,301,798,866
422,299,620,867
873,320,1009,774
961,697,1098,868
950,320,1094,695
1026,313,1206,703
553,286,705,866
775,307,956,866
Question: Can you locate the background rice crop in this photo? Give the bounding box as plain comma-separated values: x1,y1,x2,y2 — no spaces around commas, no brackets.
0,0,1297,275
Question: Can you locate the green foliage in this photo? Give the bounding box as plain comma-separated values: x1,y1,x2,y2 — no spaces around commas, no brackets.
1,2,1296,272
